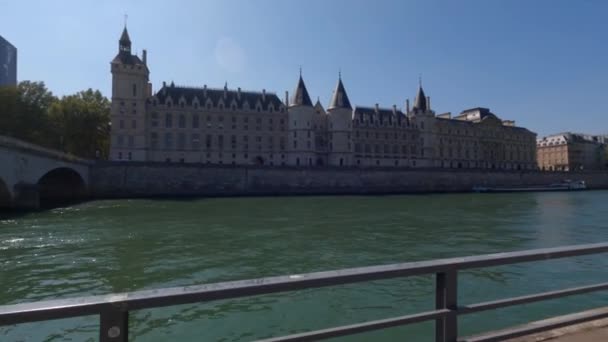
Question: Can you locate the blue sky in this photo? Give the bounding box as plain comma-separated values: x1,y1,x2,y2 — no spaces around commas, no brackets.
1,0,607,136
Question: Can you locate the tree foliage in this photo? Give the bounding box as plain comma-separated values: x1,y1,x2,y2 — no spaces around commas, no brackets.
0,82,110,159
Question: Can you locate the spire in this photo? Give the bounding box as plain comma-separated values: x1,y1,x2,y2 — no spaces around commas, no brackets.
413,83,427,112
290,73,313,107
119,23,131,54
328,73,352,110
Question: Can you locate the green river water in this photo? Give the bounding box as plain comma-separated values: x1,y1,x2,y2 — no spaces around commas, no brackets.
2,191,608,341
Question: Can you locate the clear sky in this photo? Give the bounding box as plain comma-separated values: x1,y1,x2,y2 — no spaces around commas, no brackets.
1,0,607,136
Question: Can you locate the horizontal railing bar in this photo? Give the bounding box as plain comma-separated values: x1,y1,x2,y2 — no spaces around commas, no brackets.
254,309,450,342
460,306,608,342
459,281,608,315
2,242,608,327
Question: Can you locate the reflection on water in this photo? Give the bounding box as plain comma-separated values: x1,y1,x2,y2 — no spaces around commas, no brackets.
1,191,608,341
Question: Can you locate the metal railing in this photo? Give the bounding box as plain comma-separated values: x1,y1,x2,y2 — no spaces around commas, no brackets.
2,242,608,342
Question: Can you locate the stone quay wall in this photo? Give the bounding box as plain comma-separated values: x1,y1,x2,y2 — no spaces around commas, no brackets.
90,162,608,198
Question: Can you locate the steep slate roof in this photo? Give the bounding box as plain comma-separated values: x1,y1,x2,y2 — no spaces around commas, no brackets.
290,76,313,107
119,27,131,44
413,86,428,112
328,77,352,110
152,84,284,111
353,106,408,123
112,53,145,65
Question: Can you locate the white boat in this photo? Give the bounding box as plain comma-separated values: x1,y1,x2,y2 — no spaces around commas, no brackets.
472,180,586,193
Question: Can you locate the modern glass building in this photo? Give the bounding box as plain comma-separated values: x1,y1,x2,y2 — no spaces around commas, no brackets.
0,35,17,86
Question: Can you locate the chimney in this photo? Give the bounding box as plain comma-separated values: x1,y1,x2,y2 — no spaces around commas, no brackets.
375,103,379,112
392,104,397,113
262,89,266,101
162,81,166,88
285,91,289,106
237,87,241,100
203,84,207,97
426,96,431,111
142,49,147,65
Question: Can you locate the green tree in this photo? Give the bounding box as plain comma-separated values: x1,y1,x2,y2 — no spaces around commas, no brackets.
49,89,111,159
0,81,56,146
0,82,111,159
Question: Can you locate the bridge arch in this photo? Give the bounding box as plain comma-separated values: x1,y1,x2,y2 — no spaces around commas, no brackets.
37,167,87,207
0,177,11,208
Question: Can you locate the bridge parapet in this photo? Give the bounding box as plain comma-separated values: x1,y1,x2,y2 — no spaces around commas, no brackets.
0,135,93,166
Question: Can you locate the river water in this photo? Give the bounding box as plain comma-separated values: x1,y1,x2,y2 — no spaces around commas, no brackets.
2,191,608,341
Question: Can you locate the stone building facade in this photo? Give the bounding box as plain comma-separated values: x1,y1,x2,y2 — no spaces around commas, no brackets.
110,26,537,170
537,133,606,171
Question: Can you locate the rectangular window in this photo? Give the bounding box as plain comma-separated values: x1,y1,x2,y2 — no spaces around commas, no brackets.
178,133,186,149
206,135,212,149
119,120,124,129
128,136,134,147
150,132,158,149
151,112,159,127
218,135,224,149
117,135,124,146
165,133,173,149
165,113,172,128
179,115,186,128
191,134,200,150
131,120,136,129
192,114,199,129
132,83,137,97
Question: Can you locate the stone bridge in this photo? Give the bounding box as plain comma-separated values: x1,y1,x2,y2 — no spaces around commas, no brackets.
0,135,92,209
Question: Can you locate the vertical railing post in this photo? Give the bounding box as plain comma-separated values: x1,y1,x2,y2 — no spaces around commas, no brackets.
100,308,129,342
435,270,458,342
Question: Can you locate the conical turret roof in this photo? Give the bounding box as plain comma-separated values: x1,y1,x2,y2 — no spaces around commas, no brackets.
328,76,352,110
120,26,131,44
413,86,427,112
290,75,313,107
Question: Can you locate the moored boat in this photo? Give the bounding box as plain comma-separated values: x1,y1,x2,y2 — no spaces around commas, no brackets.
472,180,586,193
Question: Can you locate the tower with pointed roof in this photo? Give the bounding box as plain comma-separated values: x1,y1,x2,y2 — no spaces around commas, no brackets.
407,81,437,167
327,73,353,166
287,72,317,166
110,24,151,162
